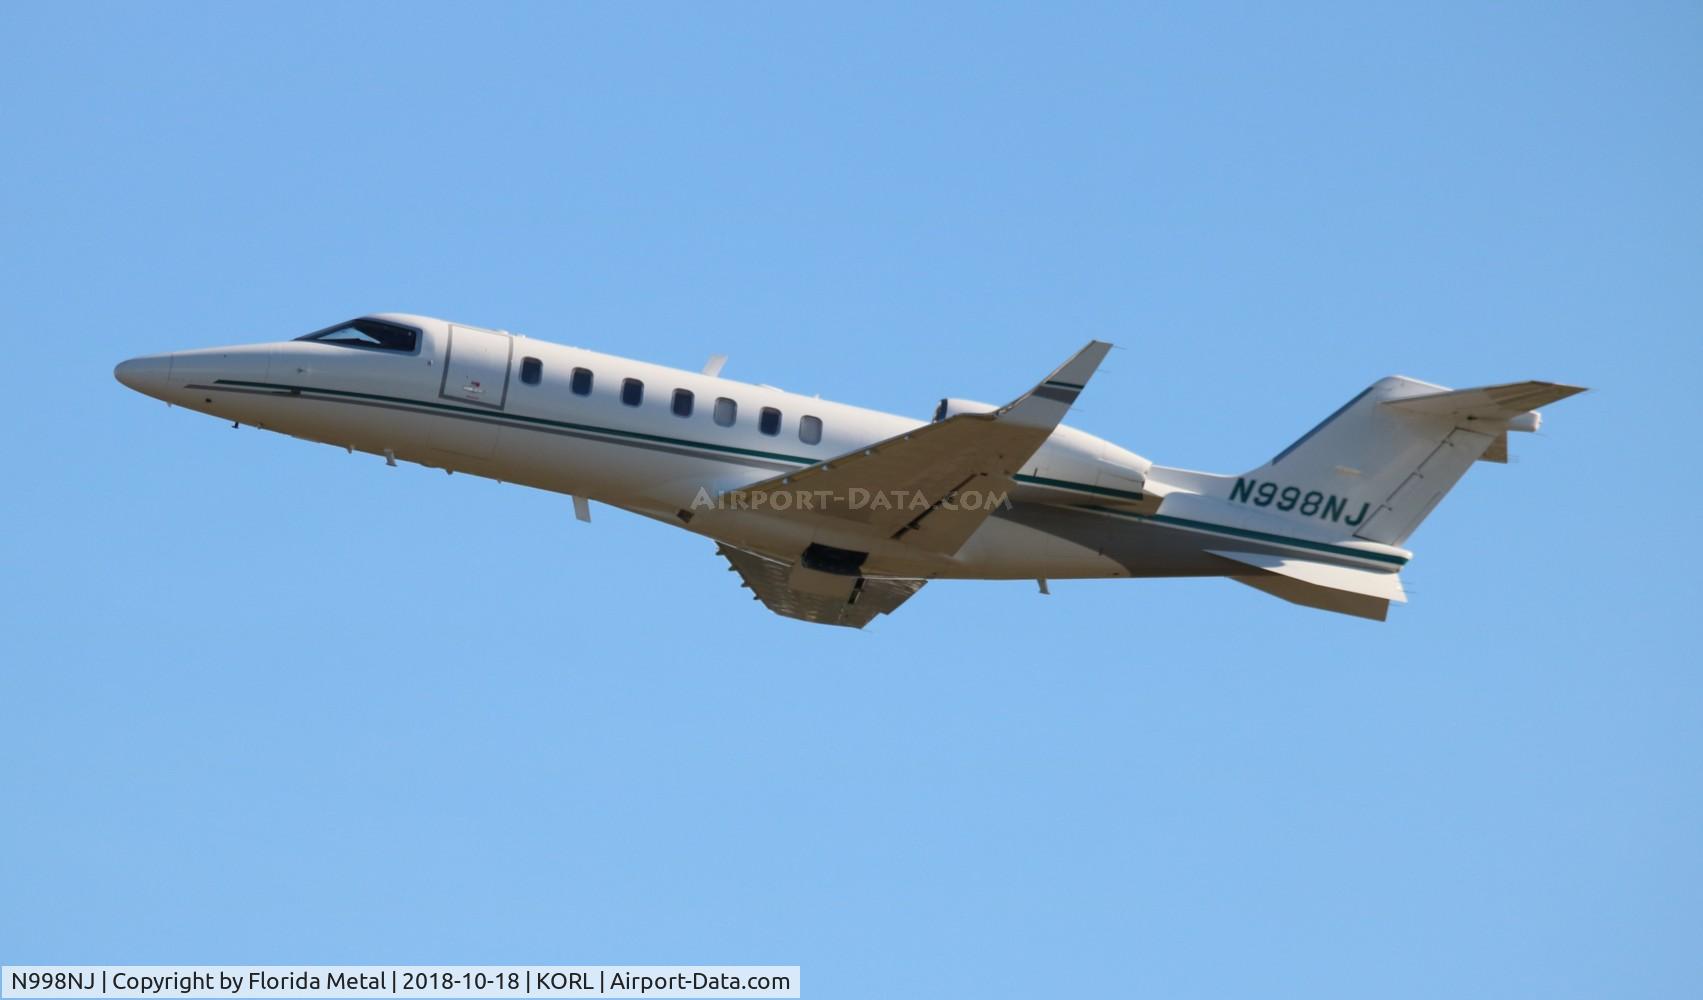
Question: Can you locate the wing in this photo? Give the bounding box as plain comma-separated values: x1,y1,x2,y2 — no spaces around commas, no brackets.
722,340,1113,555
718,544,925,629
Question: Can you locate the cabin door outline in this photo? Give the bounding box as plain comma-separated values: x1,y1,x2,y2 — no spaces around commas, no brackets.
439,325,514,410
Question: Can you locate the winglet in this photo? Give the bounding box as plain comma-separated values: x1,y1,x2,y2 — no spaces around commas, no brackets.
999,340,1113,429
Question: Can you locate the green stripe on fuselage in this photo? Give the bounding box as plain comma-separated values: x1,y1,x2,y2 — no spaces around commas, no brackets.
1083,505,1409,566
212,378,814,464
209,378,1399,566
1013,473,1143,502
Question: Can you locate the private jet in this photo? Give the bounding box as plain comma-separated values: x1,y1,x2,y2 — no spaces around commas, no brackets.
115,315,1583,627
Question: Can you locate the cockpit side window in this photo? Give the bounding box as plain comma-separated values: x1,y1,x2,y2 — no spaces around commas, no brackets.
297,318,420,353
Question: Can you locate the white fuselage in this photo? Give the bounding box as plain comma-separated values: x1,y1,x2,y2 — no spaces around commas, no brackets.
114,313,1410,589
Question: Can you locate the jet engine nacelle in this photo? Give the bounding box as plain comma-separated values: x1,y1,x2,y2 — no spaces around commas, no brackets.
933,397,998,421
935,398,1150,499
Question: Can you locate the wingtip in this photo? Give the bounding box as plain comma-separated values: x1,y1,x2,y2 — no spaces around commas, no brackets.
1048,340,1113,390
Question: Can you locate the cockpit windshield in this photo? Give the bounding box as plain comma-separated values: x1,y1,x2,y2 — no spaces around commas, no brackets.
297,318,419,352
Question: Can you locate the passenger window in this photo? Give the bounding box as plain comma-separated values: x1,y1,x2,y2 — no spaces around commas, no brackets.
296,318,419,352
621,378,644,406
759,407,781,436
714,397,737,427
520,357,543,385
672,389,694,417
571,368,593,396
799,415,822,445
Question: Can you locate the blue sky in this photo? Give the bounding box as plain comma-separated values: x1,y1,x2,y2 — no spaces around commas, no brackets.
1,3,1698,997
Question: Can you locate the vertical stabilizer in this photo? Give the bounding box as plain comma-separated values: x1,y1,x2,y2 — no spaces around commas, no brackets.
1231,377,1584,546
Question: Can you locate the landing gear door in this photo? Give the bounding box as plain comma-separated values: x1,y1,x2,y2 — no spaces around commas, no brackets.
440,325,513,410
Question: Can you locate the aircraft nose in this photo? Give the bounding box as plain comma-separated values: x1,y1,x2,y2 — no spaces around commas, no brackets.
114,353,174,397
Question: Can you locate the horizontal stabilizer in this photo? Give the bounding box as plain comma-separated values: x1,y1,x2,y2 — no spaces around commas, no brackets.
1382,380,1586,425
1211,549,1406,621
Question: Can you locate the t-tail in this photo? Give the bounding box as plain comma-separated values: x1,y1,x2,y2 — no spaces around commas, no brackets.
1156,376,1586,621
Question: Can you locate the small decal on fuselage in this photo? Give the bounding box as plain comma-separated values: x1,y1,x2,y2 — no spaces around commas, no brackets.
1229,477,1371,526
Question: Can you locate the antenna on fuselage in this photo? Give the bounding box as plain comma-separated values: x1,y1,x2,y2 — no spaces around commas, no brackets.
701,355,727,377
